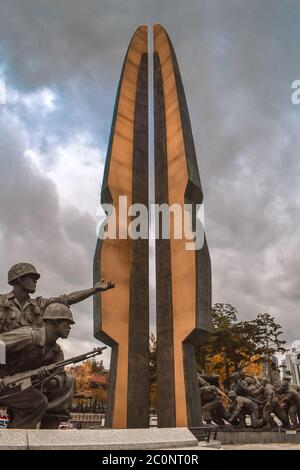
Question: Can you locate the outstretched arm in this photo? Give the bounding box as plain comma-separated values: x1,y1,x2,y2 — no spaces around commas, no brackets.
67,280,115,305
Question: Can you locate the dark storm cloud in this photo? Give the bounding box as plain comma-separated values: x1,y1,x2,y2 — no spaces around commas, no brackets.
0,111,104,356
0,0,300,356
0,116,95,284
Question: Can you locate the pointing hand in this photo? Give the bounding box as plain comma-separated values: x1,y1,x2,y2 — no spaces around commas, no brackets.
94,280,116,291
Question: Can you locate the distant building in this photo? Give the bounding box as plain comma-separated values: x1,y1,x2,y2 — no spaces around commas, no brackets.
263,355,281,384
281,341,300,385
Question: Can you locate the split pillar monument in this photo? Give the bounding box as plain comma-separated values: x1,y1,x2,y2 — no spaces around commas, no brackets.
94,24,212,429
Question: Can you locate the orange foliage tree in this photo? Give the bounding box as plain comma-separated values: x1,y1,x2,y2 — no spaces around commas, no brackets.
67,359,108,412
196,304,285,388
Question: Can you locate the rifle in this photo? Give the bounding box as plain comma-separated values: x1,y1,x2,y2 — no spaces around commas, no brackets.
0,346,107,398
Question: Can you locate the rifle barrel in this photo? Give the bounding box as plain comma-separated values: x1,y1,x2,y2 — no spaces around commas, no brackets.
2,347,107,390
55,347,107,368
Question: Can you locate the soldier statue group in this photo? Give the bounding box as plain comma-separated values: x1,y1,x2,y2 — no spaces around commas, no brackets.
0,262,114,429
1,261,299,431
198,371,300,429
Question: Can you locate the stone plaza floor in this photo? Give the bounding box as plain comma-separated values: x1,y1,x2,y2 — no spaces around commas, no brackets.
222,443,300,450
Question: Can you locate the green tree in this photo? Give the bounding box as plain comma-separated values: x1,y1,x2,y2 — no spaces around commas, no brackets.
196,303,237,375
248,313,287,383
206,304,261,386
90,358,105,374
197,304,287,388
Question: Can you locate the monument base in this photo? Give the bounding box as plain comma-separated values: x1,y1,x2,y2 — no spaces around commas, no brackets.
191,426,300,445
0,428,198,450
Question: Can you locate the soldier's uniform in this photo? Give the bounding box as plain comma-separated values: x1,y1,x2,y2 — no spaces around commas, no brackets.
0,263,69,333
200,386,226,425
230,376,252,397
198,375,226,425
278,385,300,427
0,321,75,428
278,377,300,426
228,393,262,428
0,291,69,333
262,383,289,428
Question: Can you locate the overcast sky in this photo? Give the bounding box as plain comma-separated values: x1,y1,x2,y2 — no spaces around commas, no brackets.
0,0,299,365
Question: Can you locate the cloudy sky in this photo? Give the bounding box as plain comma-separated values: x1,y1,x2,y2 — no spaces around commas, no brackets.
0,0,299,365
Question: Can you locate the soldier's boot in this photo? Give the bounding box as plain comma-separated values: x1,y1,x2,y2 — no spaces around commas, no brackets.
262,406,272,428
269,416,278,428
251,411,263,429
289,407,298,427
211,402,226,426
234,421,245,428
213,417,226,426
234,414,246,428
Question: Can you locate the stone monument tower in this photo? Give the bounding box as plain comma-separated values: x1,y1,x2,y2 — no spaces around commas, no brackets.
94,25,211,429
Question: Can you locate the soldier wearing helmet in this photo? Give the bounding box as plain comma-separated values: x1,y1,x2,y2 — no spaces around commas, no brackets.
0,303,76,429
277,375,300,426
253,377,289,428
282,375,292,383
226,390,263,428
0,262,115,333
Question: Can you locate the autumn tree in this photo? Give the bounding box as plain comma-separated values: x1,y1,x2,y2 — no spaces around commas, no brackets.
196,304,286,388
68,359,109,412
90,358,105,374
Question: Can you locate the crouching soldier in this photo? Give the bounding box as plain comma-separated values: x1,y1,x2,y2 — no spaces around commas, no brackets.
278,376,300,426
0,303,75,429
198,375,226,426
259,377,289,428
227,390,262,428
277,381,300,428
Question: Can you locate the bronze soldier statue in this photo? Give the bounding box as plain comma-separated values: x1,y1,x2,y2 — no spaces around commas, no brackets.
230,372,252,396
280,375,300,425
0,262,114,332
227,390,263,428
230,372,261,397
0,303,76,428
277,379,300,428
254,377,289,428
281,375,300,393
197,374,227,426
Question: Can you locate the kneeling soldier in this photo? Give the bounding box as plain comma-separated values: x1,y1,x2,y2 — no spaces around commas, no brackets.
0,303,76,429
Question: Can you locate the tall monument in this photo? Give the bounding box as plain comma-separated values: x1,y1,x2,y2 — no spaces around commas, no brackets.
94,24,212,429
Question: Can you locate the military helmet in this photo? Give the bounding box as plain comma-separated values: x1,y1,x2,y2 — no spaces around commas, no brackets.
228,390,237,398
43,303,75,324
283,375,292,382
8,262,41,285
